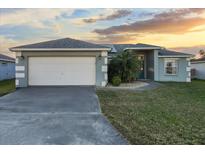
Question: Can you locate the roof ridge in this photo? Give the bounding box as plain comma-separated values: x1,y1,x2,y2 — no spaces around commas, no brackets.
10,37,110,51
136,43,161,47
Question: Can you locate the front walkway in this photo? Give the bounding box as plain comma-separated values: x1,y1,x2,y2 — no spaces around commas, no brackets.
104,81,162,91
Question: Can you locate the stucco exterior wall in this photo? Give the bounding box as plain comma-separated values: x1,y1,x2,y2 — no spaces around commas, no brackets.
15,56,27,87
15,51,108,87
154,50,159,81
0,61,15,81
158,57,190,82
191,62,205,79
146,50,154,80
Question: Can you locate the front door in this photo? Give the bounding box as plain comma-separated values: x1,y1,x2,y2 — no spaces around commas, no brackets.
136,55,145,79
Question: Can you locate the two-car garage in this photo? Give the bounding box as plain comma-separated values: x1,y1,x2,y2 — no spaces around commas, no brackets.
11,38,110,87
28,57,96,86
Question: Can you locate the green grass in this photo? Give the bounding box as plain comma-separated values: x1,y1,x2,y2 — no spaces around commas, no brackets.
97,80,205,144
0,79,15,96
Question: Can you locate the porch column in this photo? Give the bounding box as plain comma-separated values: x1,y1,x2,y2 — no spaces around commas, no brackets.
144,54,147,79
154,50,159,81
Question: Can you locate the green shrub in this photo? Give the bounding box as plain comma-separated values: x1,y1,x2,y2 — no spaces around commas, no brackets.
111,76,121,86
108,51,140,83
108,56,122,82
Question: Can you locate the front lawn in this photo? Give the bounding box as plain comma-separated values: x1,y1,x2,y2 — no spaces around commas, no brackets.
0,79,15,96
97,80,205,144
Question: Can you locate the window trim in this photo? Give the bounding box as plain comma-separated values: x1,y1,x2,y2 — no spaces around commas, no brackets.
164,58,178,76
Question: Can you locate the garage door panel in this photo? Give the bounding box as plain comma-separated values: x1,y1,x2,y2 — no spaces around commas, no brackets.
29,57,96,85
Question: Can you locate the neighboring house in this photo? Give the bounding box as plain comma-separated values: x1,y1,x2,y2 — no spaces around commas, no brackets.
10,38,192,88
0,54,15,81
191,57,205,79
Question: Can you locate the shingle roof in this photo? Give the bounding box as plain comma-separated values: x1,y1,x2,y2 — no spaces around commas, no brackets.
135,43,161,48
102,43,161,53
158,49,192,56
113,44,139,52
0,54,15,62
9,37,192,57
10,38,110,51
101,44,118,53
104,43,191,56
111,43,162,53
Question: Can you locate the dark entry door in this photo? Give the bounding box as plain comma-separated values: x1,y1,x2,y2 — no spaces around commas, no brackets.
136,55,145,79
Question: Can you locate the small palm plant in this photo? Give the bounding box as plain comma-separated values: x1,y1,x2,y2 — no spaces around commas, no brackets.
108,51,140,83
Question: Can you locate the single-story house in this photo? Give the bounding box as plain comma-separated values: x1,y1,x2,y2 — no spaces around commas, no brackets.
10,38,192,88
191,57,205,79
0,54,15,81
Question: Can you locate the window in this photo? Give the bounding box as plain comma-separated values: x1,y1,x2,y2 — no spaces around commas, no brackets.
164,59,178,75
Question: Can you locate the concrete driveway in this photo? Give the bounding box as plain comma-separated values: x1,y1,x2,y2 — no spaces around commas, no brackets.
0,86,127,145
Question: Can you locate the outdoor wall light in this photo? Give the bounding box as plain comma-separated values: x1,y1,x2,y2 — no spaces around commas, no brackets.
20,55,24,60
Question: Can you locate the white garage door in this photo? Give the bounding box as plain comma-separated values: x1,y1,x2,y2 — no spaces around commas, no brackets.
28,57,96,85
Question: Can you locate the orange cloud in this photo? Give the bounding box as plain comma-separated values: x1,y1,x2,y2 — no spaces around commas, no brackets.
171,45,205,55
93,8,205,35
83,9,132,23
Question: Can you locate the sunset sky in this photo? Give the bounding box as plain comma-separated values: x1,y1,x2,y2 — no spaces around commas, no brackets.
1,8,205,57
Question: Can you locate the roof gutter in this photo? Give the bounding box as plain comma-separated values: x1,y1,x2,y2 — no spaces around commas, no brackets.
158,55,192,58
10,48,111,52
0,58,15,62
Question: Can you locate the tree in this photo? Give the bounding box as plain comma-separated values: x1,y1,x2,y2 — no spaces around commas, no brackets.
199,49,205,57
108,51,140,83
